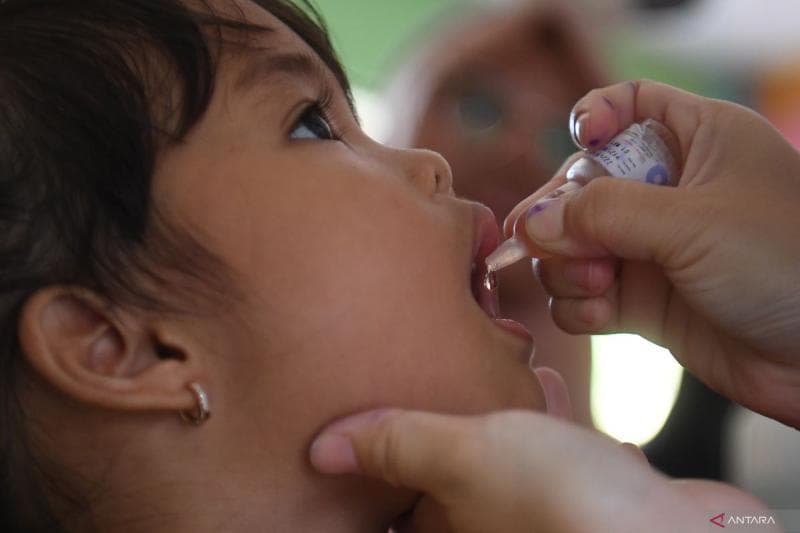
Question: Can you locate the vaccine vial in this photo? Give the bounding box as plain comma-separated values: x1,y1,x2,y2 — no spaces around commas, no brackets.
485,119,680,274
566,119,679,186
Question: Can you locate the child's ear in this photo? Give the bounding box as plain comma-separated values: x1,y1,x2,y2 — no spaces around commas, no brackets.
18,286,200,414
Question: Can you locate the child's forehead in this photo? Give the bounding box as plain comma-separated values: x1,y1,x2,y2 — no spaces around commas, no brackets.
218,0,353,111
233,47,327,95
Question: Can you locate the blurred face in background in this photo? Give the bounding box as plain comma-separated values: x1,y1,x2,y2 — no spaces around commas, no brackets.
405,6,604,303
387,4,605,425
413,48,576,222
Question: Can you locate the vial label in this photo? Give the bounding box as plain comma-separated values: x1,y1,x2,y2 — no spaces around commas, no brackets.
588,123,672,185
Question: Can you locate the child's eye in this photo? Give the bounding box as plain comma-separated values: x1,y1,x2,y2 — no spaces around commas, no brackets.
289,104,336,141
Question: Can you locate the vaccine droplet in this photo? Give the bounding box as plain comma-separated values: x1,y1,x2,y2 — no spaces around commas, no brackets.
483,271,497,292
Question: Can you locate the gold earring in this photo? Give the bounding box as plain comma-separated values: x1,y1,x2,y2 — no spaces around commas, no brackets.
180,382,210,425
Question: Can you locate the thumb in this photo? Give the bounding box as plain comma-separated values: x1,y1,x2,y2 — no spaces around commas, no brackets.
518,177,701,265
310,409,477,496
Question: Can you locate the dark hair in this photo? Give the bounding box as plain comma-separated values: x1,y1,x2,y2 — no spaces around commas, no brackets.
0,1,351,530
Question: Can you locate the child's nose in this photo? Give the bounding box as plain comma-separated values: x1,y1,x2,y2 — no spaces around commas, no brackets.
402,147,454,196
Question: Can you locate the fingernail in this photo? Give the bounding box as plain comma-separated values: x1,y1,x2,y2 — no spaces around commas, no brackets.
310,434,359,474
542,376,566,420
525,196,565,243
527,340,537,370
569,111,589,150
533,367,573,421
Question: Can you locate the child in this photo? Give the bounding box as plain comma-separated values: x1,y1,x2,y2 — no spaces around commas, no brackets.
0,1,547,531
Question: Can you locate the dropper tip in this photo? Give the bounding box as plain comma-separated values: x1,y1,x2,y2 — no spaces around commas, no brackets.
485,237,529,273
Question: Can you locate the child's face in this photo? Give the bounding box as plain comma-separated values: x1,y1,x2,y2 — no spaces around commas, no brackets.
156,0,544,479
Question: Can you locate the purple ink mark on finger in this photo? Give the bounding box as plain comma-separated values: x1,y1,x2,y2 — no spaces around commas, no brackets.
602,96,615,110
529,201,549,215
589,138,600,147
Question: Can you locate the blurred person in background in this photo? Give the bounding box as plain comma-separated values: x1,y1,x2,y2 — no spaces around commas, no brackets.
382,0,606,427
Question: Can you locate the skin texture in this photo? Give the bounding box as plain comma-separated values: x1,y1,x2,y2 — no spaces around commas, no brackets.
310,80,800,532
312,409,777,533
384,2,606,426
15,1,546,531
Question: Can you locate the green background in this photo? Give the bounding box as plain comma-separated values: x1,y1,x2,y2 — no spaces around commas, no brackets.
313,0,459,89
311,0,739,100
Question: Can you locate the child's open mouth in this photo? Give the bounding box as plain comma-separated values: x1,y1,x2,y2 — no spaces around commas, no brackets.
470,205,534,343
470,211,501,319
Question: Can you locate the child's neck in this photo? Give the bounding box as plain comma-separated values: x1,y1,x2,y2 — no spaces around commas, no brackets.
88,464,413,533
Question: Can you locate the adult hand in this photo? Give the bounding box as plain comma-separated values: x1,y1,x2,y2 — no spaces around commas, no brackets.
310,406,768,533
505,80,800,428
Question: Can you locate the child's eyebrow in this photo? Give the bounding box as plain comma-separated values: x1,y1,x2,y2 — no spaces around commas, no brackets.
235,50,319,92
234,49,356,117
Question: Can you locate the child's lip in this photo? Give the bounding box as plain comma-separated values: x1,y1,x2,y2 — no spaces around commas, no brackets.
469,204,535,352
491,318,533,343
470,203,501,262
